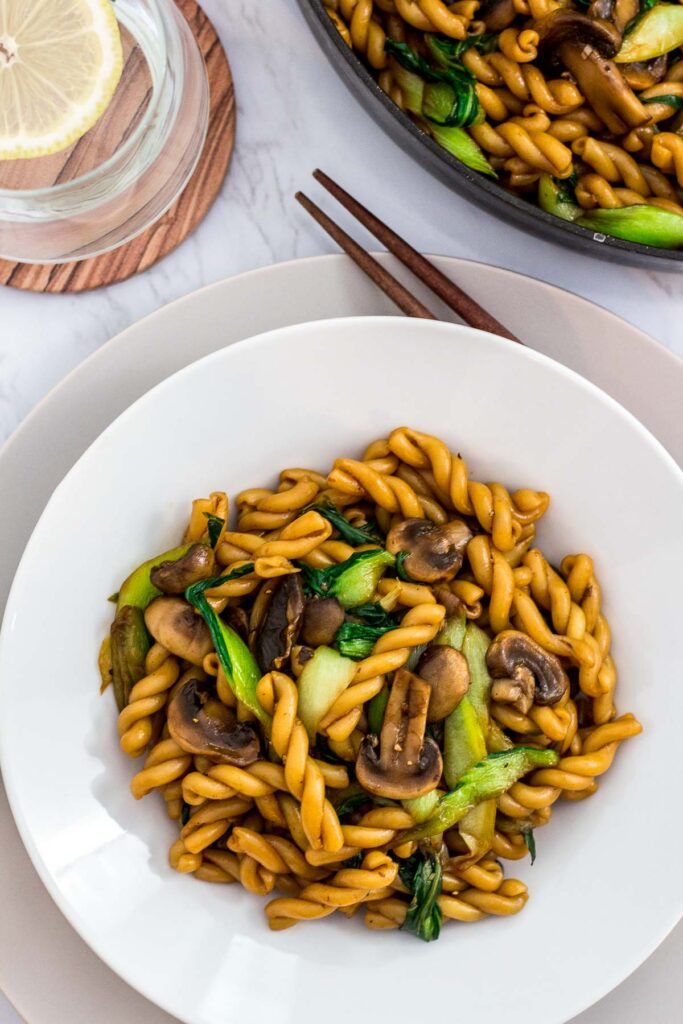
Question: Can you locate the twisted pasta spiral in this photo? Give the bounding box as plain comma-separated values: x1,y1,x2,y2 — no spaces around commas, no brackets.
266,851,399,930
117,644,180,757
387,427,549,549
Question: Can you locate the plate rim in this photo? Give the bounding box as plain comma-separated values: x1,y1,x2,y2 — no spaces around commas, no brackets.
1,313,682,1024
1,251,680,476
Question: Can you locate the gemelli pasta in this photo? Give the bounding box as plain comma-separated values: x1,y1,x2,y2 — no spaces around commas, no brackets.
320,0,683,248
100,427,641,939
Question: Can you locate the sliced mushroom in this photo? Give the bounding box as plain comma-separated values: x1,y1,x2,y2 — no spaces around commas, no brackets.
222,605,249,642
386,518,473,584
491,667,536,715
150,543,215,594
252,574,305,674
534,10,650,133
622,55,668,90
144,596,213,665
356,668,443,799
301,596,345,647
167,678,260,765
588,0,639,34
290,644,315,678
486,632,568,707
417,646,471,721
433,584,466,618
478,0,517,30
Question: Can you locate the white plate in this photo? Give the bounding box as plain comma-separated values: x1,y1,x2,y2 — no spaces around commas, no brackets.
1,255,682,1024
1,313,682,1024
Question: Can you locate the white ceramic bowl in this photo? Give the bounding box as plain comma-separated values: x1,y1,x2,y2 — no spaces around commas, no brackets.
1,316,682,1024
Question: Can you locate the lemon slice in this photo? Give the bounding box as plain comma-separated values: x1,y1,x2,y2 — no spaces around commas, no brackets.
0,0,123,161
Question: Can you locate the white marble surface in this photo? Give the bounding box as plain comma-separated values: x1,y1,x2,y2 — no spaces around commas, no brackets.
0,2,682,1022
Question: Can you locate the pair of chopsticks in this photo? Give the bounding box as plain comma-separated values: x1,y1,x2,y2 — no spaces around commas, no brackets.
296,169,521,345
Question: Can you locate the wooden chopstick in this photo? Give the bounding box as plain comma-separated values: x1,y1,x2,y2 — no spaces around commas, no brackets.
311,169,522,344
295,191,437,320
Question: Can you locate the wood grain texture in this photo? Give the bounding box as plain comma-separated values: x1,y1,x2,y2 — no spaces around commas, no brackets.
0,0,235,293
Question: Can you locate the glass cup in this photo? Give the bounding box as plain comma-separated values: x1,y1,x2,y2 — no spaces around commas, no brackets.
0,0,209,264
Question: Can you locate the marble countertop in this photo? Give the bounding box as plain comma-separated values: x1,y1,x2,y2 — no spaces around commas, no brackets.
0,1,681,1022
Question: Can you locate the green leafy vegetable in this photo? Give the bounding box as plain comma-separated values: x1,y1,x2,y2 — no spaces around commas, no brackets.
350,602,398,628
110,545,196,711
397,847,443,942
186,566,270,730
427,122,497,177
332,784,396,818
396,551,413,581
367,684,389,735
110,605,149,711
618,3,683,59
444,695,486,787
307,499,382,545
488,719,515,752
433,611,467,651
393,746,559,845
425,31,499,64
402,790,440,823
523,827,537,865
462,623,494,733
334,790,373,819
439,618,496,862
385,39,481,128
180,802,191,827
203,512,225,548
299,549,395,608
344,853,364,868
576,204,683,247
538,174,581,223
116,543,192,611
642,93,683,109
334,621,396,659
296,645,358,740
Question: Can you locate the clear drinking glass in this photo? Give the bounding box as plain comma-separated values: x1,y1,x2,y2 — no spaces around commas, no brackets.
0,0,209,264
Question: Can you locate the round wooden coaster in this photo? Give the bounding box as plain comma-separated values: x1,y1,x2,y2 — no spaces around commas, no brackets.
0,0,234,293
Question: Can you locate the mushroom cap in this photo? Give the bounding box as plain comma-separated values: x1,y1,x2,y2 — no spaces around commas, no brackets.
356,734,442,800
589,0,639,34
356,668,443,799
478,0,517,31
252,573,305,674
167,678,260,765
558,42,650,132
486,632,569,706
534,10,622,57
417,645,471,721
144,596,213,666
150,544,215,594
433,585,466,617
386,517,473,584
622,55,668,90
301,596,346,648
290,644,315,677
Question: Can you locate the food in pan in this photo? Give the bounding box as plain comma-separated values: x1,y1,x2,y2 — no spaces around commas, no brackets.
322,0,683,248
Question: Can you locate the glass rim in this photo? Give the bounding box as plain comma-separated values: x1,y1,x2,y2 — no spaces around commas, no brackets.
0,0,177,205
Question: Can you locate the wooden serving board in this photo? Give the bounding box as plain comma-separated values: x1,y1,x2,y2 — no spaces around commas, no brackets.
0,0,235,293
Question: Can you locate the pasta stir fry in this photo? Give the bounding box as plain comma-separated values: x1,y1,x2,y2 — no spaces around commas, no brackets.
101,428,641,939
321,0,683,249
